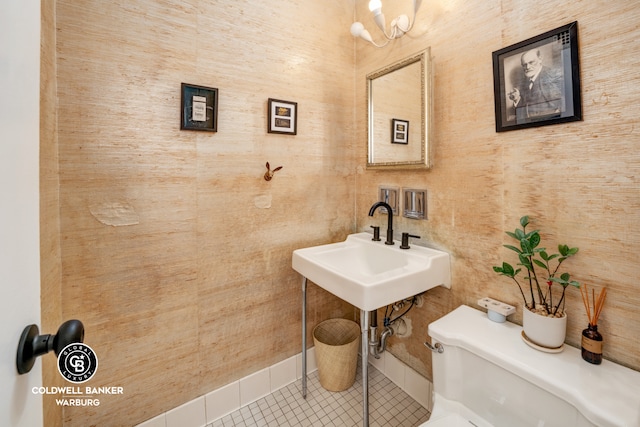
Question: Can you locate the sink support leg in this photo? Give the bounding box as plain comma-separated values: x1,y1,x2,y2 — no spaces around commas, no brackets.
360,309,370,427
301,277,369,426
301,276,308,399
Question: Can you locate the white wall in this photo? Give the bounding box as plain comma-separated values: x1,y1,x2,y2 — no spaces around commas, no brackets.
0,1,44,426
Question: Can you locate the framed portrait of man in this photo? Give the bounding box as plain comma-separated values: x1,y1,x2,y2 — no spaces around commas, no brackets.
492,22,582,132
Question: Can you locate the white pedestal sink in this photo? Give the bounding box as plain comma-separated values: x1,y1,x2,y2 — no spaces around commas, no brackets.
292,232,451,427
293,232,451,311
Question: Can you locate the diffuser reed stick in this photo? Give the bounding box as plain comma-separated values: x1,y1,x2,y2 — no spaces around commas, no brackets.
580,284,607,326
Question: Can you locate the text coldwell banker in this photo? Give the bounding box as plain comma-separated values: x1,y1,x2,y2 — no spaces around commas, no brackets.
33,386,124,395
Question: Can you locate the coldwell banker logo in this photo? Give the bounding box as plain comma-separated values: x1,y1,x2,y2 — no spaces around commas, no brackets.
31,343,123,407
57,343,98,383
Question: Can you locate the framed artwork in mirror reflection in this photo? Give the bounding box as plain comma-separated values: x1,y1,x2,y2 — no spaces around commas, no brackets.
268,98,297,135
392,119,409,144
180,83,218,132
492,21,582,132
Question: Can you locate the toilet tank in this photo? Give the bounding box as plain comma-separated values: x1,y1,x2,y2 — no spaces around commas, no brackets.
428,305,640,427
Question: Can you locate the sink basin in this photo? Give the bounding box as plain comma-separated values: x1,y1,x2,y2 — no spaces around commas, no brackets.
292,232,451,311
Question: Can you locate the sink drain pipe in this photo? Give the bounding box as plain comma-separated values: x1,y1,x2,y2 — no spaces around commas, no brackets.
369,312,394,359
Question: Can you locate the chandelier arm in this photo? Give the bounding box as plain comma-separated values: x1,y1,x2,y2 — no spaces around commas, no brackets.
352,0,421,47
372,12,396,40
369,37,391,48
389,25,399,39
355,25,391,48
398,0,419,33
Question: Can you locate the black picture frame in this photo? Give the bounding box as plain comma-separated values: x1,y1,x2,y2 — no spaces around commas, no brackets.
268,98,297,135
391,119,409,144
492,21,582,132
181,83,218,132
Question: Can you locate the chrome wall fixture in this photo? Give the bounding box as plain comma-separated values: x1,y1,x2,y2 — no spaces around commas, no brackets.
350,0,422,48
403,188,427,219
378,186,399,215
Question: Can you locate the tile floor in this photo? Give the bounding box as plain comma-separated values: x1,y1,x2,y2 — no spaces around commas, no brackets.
208,363,431,427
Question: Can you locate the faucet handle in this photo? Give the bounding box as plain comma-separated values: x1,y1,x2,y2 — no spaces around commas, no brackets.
400,233,420,249
370,225,381,241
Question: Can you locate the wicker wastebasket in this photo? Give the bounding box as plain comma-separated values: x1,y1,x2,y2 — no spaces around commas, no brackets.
313,318,360,392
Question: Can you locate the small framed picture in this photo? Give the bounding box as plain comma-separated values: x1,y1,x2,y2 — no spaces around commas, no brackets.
181,83,218,132
492,21,582,132
268,98,297,135
392,119,409,144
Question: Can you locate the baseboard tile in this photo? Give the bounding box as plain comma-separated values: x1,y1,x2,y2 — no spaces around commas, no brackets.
135,346,431,427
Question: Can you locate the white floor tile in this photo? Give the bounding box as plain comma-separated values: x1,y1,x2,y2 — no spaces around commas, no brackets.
206,361,430,427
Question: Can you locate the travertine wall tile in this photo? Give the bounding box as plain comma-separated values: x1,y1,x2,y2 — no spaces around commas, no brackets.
54,1,355,425
46,0,639,425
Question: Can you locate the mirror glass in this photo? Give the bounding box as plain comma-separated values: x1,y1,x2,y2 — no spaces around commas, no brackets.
367,49,431,169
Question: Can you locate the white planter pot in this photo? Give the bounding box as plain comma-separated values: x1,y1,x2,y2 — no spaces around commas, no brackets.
523,308,567,349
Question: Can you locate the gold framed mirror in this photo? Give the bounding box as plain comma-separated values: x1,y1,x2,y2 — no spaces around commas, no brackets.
367,48,432,169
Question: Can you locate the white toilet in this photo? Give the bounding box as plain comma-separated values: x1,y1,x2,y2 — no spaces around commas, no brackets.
420,305,640,427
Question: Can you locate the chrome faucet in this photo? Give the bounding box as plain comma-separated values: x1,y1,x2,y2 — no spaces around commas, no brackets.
368,201,394,245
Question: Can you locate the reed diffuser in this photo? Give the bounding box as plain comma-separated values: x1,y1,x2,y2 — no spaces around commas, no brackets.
580,284,607,364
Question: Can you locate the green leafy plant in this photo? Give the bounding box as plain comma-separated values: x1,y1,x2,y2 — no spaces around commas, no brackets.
493,216,580,317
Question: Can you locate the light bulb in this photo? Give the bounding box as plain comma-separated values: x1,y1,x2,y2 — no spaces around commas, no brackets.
368,0,382,13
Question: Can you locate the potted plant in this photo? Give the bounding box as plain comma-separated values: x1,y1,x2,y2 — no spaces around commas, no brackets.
493,216,579,349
